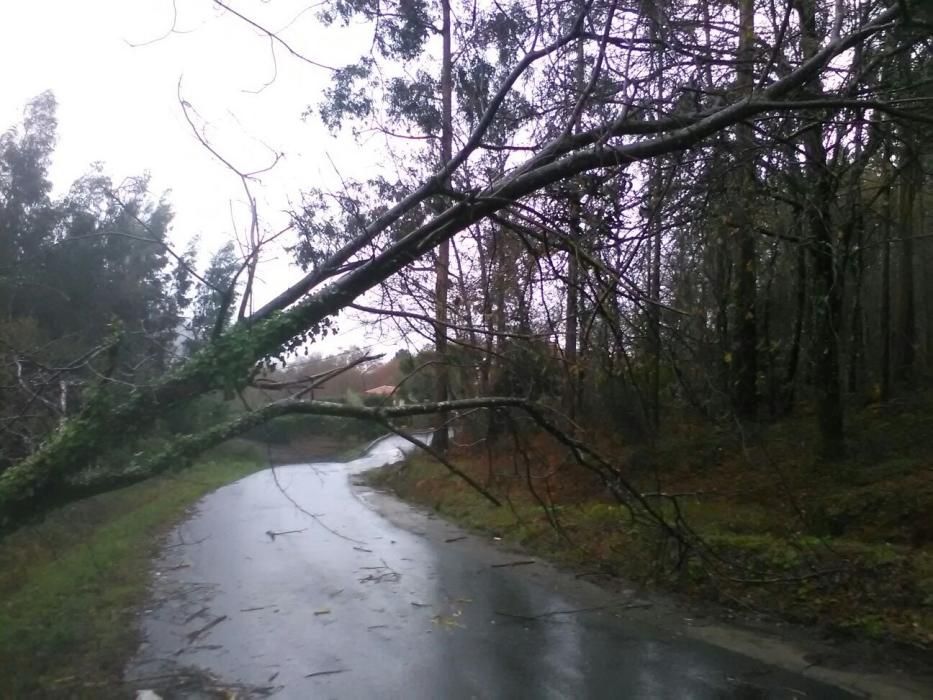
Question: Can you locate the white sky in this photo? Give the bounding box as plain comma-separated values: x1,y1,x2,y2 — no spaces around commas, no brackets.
1,0,399,355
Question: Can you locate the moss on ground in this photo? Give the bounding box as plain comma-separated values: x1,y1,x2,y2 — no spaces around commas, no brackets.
0,441,265,698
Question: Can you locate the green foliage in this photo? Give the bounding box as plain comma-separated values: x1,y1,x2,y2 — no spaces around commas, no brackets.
386,71,440,132
160,393,232,437
397,347,435,401
0,94,186,472
187,241,240,350
491,335,562,400
808,470,933,543
318,59,375,131
319,0,433,61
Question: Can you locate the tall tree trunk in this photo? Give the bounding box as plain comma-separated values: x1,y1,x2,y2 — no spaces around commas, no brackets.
847,130,867,395
476,229,493,399
645,0,665,431
648,194,661,431
762,245,778,417
847,255,864,394
565,198,580,427
921,171,931,375
781,242,807,414
881,176,893,401
732,0,758,420
433,0,453,452
895,136,918,385
796,0,843,456
715,222,732,398
809,167,844,457
563,21,587,429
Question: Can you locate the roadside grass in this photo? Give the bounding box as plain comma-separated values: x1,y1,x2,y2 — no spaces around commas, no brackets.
365,400,933,652
0,440,265,698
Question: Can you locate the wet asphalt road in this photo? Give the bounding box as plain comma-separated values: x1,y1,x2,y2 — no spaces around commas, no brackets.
129,435,857,699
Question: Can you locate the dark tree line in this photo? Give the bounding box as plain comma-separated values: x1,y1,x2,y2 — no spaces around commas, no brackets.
0,94,239,473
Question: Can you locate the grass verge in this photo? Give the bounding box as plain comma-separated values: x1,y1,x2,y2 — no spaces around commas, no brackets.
0,440,265,698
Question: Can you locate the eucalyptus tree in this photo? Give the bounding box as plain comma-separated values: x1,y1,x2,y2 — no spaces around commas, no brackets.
187,241,241,351
315,0,461,448
0,95,187,472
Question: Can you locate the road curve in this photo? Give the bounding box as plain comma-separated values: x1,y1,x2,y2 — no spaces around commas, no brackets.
128,435,858,699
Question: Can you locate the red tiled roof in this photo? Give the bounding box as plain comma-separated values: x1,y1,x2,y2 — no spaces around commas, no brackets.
364,385,396,396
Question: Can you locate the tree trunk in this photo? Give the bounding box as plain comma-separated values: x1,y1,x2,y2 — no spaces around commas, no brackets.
810,181,844,457
895,138,918,385
796,0,842,456
781,243,806,414
565,198,580,427
732,0,758,420
648,199,661,431
433,0,453,452
881,177,893,402
563,21,588,430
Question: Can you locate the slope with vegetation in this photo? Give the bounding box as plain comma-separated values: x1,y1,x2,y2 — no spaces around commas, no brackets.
368,395,933,652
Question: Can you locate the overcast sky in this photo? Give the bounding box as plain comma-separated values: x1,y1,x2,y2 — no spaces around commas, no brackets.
1,0,399,355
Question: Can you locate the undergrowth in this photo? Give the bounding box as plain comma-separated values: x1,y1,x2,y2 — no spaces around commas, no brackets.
366,397,933,651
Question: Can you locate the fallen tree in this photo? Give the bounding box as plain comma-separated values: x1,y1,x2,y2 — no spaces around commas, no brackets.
58,395,692,550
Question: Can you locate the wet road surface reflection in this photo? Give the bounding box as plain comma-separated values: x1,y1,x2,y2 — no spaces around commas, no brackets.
128,435,855,699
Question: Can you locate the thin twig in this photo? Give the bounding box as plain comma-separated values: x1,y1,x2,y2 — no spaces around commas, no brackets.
304,669,348,679
491,559,536,568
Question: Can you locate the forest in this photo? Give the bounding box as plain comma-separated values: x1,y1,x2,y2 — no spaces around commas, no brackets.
1,0,932,680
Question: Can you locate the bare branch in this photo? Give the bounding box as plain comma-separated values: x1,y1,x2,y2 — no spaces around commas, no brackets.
212,0,336,72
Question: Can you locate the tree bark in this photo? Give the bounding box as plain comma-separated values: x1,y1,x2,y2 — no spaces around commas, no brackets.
648,197,661,430
796,0,843,456
433,0,453,452
565,203,580,427
781,242,806,414
895,136,918,385
732,0,758,420
881,175,893,402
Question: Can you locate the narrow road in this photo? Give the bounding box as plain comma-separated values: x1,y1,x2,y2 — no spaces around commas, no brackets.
129,436,860,699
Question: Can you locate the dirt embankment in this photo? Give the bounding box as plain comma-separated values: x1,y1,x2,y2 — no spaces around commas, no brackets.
365,412,933,669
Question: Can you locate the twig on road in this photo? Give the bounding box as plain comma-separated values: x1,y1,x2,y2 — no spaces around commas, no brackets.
270,465,365,544
183,606,209,624
265,528,307,540
491,559,536,568
304,669,348,679
358,558,401,583
165,535,210,548
494,601,652,622
186,615,228,643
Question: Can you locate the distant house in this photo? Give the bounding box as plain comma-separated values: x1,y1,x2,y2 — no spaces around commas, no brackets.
365,385,397,397
364,384,407,406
